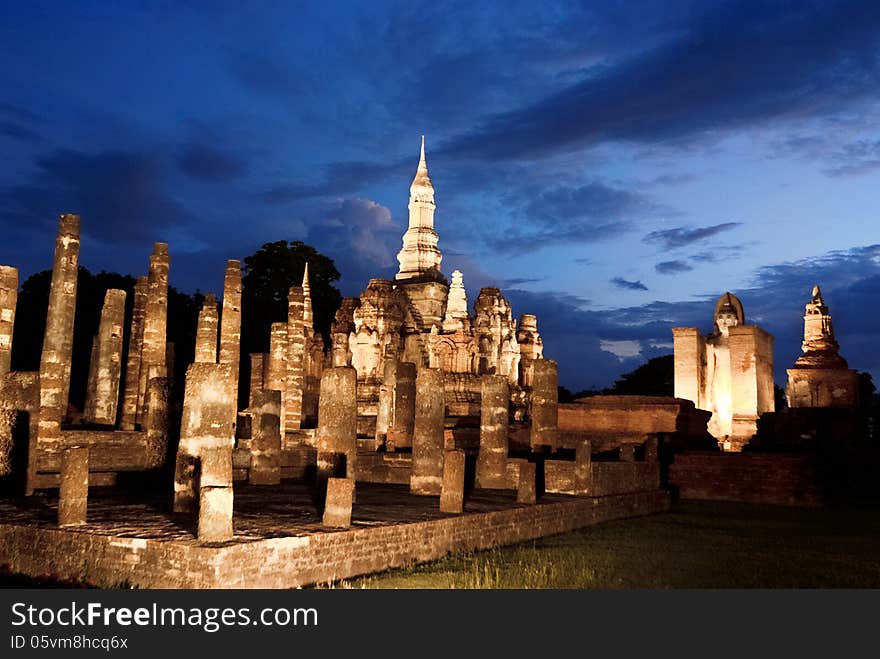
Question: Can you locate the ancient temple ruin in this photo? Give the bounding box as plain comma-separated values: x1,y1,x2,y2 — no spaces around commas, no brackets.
786,285,858,408
673,292,775,451
0,138,672,588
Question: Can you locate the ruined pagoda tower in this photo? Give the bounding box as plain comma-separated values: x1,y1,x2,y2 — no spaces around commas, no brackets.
786,285,858,408
395,135,449,329
327,136,547,442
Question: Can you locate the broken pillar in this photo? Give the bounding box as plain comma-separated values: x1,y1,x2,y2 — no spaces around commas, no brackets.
267,322,288,436
411,367,445,495
197,446,233,543
58,447,89,526
218,259,242,382
315,366,357,478
144,377,170,468
248,353,268,409
0,265,18,379
374,356,397,446
285,285,306,431
517,461,537,504
174,363,236,513
476,374,509,489
249,389,282,485
574,439,592,495
83,288,126,425
322,477,354,528
530,359,558,450
38,214,81,450
137,243,169,427
194,294,218,363
120,276,147,430
440,449,465,514
387,361,416,450
620,445,635,462
0,409,19,476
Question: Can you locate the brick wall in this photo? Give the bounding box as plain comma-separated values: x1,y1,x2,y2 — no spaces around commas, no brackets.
0,490,669,588
668,451,822,506
545,460,661,496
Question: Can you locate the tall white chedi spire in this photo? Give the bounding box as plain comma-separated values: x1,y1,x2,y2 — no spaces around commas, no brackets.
396,136,444,283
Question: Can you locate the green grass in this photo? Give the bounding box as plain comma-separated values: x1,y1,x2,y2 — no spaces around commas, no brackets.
326,501,880,588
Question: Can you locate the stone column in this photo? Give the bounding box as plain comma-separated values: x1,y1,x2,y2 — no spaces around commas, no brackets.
286,286,306,431
0,409,19,476
249,389,282,485
174,363,236,513
476,375,509,489
517,461,537,504
39,214,81,447
322,477,354,528
387,361,416,450
411,368,445,495
198,446,233,542
120,276,147,430
83,289,126,425
267,322,288,436
0,265,18,379
574,439,592,494
315,366,357,478
137,243,169,427
374,357,397,446
58,447,89,526
440,449,465,514
530,359,558,450
194,294,218,363
144,377,170,468
248,353,268,409
219,260,242,369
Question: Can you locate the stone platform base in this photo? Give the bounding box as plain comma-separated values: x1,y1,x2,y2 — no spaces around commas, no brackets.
0,483,669,588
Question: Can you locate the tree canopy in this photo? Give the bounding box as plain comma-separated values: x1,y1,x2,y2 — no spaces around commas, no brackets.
241,240,342,355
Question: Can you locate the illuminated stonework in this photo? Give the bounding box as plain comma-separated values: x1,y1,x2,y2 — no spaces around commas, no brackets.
785,285,858,408
337,138,546,438
673,292,775,451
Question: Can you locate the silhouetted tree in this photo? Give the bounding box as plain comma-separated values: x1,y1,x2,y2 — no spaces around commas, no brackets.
241,240,342,355
607,354,674,396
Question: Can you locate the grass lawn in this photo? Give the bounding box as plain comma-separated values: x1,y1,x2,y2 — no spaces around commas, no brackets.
327,500,880,589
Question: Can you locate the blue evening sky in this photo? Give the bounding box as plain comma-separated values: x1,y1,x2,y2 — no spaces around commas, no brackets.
1,1,878,390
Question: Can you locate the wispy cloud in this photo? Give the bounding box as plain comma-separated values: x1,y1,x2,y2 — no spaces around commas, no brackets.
655,259,694,274
644,222,741,249
611,277,648,291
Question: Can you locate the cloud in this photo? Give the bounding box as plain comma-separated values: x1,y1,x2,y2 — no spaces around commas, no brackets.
0,103,44,144
0,121,42,143
490,181,658,254
644,222,741,249
600,339,642,361
611,277,648,291
655,259,694,274
0,148,198,245
176,142,247,182
262,159,407,204
302,197,400,291
439,1,880,161
499,277,544,287
823,139,880,177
